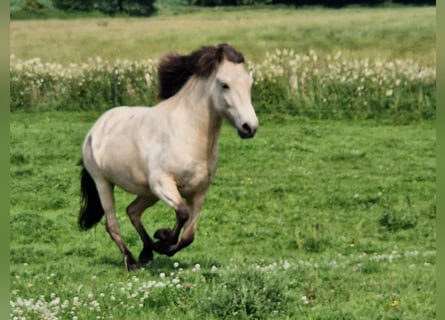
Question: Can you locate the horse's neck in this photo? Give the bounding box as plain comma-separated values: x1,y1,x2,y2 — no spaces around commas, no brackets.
173,77,223,158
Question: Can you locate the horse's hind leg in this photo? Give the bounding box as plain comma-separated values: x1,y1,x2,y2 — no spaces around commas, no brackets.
95,179,138,271
126,196,158,263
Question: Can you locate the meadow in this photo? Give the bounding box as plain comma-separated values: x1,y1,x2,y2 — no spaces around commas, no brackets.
10,5,436,320
10,112,436,319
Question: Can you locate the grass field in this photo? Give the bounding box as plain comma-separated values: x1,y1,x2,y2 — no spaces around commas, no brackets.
10,112,435,319
10,6,436,64
9,5,436,320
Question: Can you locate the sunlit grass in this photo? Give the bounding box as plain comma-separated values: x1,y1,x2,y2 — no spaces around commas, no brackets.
10,7,435,64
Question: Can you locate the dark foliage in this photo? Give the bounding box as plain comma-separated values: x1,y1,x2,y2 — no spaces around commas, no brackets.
52,0,94,11
21,0,45,12
191,0,435,6
52,0,155,16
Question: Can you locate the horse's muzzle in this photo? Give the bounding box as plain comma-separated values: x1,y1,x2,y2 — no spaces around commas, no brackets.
237,123,257,139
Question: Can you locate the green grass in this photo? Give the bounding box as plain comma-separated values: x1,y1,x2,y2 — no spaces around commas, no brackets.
10,112,435,319
10,6,436,64
9,5,436,319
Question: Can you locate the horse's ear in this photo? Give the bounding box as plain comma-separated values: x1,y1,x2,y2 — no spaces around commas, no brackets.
216,44,227,63
216,43,245,64
194,44,244,76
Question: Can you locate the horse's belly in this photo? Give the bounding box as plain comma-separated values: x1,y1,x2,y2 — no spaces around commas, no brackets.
104,165,152,196
117,178,152,196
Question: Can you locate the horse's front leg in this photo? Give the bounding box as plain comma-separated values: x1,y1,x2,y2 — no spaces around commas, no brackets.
154,191,206,257
150,176,189,253
153,203,188,246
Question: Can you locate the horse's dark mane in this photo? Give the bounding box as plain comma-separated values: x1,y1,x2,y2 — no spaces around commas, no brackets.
157,43,245,100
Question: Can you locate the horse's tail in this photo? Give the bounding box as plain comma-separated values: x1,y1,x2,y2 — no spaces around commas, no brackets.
78,159,105,230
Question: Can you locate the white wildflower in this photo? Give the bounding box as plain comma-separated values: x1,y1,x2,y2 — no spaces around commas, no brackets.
193,264,201,272
301,295,309,305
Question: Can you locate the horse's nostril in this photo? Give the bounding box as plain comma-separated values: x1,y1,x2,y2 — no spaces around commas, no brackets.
242,123,252,134
238,123,256,139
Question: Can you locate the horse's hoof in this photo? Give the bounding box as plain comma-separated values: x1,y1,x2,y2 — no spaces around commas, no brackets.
124,253,138,272
139,248,154,263
125,259,138,272
153,241,176,256
152,241,167,254
126,263,138,272
154,228,172,242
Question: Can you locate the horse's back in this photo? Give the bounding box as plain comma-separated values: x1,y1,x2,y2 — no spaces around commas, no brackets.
82,106,155,195
84,106,149,157
89,106,149,136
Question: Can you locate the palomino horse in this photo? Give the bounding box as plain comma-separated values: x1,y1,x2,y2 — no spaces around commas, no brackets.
78,44,259,271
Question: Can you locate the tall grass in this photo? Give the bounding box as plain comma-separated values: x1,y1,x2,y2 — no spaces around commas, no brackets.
10,50,435,122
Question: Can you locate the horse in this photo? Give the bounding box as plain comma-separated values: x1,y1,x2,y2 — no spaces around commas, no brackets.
78,44,259,271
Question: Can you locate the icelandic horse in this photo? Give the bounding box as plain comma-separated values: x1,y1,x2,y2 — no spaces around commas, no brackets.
78,44,258,271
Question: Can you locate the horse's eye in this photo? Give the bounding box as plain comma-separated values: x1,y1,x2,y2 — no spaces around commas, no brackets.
221,83,230,90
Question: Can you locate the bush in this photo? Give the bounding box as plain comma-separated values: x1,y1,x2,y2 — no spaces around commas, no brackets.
21,0,45,12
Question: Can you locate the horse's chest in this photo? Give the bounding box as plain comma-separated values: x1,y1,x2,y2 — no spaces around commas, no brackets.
176,164,213,196
154,139,218,197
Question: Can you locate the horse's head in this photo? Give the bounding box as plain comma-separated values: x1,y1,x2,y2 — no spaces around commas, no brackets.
212,59,259,139
212,58,259,139
158,43,259,138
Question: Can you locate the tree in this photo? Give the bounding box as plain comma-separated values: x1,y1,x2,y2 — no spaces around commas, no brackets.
119,0,156,16
52,0,94,11
189,0,271,5
255,0,435,5
21,0,45,12
52,0,155,16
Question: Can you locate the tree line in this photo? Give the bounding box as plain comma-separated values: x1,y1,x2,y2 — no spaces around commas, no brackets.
16,0,436,18
190,0,434,5
52,0,155,16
